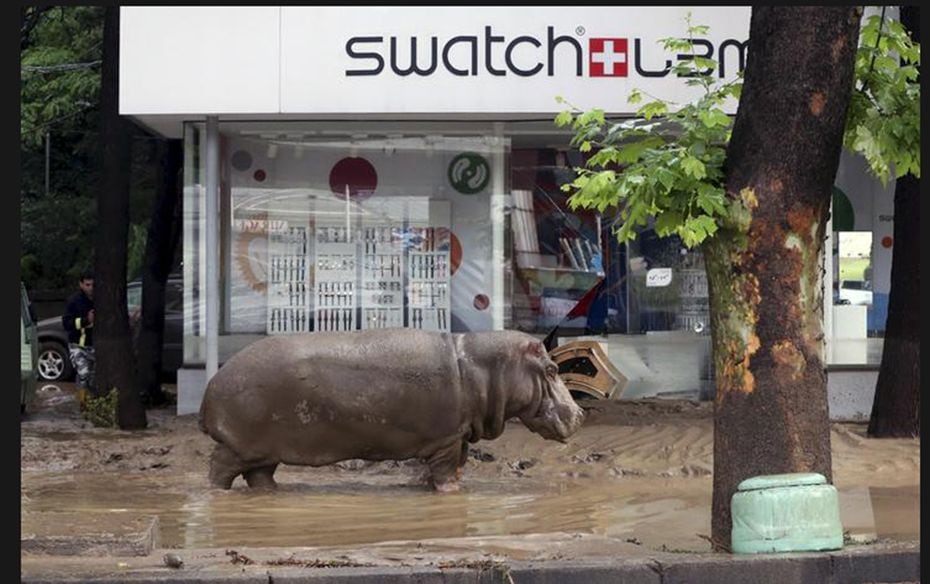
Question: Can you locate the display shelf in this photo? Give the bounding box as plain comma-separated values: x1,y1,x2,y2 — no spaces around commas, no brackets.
314,226,358,332
405,227,451,332
361,225,404,329
266,225,311,334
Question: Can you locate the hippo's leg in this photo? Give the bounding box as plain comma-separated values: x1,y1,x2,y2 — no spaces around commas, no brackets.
244,464,279,489
208,443,250,489
427,439,468,493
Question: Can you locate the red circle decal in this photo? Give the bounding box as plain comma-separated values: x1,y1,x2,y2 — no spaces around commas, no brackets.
253,169,266,182
881,236,893,248
329,157,377,201
474,294,490,311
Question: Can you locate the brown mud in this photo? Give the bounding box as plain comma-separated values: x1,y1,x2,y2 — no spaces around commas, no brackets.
22,383,919,561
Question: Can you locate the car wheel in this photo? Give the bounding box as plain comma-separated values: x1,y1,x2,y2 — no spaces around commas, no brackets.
37,341,74,382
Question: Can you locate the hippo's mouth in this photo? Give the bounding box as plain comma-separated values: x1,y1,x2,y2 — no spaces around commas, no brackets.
522,403,583,443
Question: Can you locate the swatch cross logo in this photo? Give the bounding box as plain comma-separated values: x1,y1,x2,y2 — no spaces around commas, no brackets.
589,38,629,77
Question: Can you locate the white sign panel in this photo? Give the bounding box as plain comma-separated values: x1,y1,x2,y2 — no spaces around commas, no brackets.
120,7,281,114
121,6,750,116
280,6,749,114
646,268,673,287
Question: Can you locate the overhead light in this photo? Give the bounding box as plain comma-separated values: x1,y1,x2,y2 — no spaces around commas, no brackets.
267,143,278,159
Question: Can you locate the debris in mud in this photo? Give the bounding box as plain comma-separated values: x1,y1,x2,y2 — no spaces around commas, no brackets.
625,537,642,545
435,557,510,571
658,465,712,477
163,553,184,569
142,446,173,456
468,448,495,462
104,453,124,464
609,467,645,477
225,549,254,565
560,471,591,479
334,459,374,471
572,452,608,464
139,462,169,471
508,459,536,472
266,556,374,568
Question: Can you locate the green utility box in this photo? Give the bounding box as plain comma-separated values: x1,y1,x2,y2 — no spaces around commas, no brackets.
731,472,843,554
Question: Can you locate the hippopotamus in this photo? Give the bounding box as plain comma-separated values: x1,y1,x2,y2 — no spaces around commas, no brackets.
198,329,585,491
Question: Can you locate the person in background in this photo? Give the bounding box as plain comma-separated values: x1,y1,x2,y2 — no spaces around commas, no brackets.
63,270,95,406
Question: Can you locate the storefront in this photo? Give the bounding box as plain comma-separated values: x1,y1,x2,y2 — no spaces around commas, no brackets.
119,6,894,415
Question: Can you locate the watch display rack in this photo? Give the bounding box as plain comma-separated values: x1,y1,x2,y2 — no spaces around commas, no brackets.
314,225,358,332
360,225,404,329
266,224,311,334
406,227,451,332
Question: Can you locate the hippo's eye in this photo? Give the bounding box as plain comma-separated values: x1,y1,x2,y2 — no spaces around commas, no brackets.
545,364,558,378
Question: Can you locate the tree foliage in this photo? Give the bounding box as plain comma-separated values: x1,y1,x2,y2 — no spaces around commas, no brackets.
844,10,920,183
556,10,919,247
20,6,102,148
20,6,158,293
555,16,742,249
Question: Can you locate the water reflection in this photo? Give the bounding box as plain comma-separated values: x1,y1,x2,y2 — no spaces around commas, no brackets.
21,470,919,552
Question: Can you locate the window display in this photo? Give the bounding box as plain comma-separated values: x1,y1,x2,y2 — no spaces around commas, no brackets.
266,223,311,334
361,225,404,330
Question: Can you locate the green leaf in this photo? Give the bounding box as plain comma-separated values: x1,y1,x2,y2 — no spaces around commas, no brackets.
554,110,574,127
680,156,706,179
638,100,668,120
655,210,684,236
655,168,678,192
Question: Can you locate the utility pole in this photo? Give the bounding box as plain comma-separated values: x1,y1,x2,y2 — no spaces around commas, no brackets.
44,130,50,197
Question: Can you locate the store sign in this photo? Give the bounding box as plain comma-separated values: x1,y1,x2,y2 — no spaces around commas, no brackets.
120,7,751,116
345,28,747,80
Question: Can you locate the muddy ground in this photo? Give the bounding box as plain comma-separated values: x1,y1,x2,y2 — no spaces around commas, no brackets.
21,382,920,571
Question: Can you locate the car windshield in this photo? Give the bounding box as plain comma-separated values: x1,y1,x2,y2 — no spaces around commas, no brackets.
127,283,142,309
21,283,33,328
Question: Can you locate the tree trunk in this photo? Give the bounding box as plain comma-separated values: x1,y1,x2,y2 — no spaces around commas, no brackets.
136,139,183,406
95,6,146,429
707,6,861,550
868,6,920,438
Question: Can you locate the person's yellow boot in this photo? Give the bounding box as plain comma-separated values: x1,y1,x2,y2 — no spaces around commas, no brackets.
77,388,88,411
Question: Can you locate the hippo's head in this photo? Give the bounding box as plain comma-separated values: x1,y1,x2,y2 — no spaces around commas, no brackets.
511,338,585,443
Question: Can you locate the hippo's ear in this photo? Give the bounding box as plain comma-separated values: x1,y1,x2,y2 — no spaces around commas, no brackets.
524,340,547,359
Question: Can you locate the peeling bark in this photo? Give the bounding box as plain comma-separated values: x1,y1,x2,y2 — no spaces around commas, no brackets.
707,7,860,550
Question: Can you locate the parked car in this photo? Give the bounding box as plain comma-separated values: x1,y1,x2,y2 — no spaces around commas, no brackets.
838,279,872,306
21,282,38,413
36,276,184,382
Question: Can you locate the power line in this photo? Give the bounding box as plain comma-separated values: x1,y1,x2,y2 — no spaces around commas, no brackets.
21,60,101,73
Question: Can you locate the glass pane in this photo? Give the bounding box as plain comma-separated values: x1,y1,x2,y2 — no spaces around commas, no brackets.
217,123,507,353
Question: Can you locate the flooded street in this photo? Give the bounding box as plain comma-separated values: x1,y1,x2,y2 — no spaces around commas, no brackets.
22,383,919,558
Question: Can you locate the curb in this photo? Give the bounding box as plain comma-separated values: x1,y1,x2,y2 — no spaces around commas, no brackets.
21,542,920,583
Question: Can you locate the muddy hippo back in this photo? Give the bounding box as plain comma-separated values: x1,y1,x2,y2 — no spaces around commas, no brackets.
199,329,466,467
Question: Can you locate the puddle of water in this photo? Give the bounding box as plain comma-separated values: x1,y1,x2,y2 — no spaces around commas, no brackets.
21,471,918,552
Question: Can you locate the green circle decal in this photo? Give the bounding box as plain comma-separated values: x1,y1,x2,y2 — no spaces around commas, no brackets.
448,152,490,194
